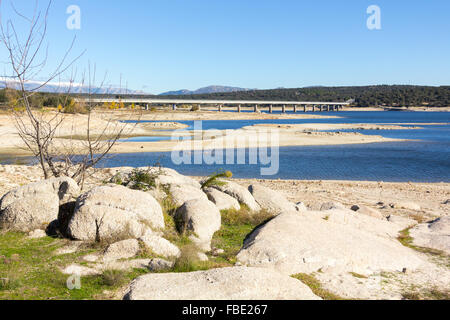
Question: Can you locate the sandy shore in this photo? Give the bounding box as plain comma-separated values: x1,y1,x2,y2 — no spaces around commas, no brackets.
0,110,416,156
251,123,424,131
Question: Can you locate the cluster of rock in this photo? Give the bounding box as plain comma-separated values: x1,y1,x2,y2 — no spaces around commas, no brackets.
0,166,448,300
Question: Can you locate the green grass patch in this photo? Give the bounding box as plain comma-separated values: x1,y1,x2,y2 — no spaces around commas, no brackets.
291,273,346,300
211,206,273,264
0,232,148,300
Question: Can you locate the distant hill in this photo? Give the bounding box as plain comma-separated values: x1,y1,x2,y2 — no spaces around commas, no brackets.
0,79,148,95
160,85,253,96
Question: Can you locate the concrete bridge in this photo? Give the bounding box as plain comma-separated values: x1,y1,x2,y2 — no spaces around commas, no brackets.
85,98,350,113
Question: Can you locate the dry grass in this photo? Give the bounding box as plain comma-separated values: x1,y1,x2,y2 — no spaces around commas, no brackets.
101,269,126,287
402,287,450,300
292,273,346,300
220,205,273,226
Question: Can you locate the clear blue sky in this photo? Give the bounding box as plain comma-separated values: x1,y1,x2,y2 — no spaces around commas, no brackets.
1,0,449,94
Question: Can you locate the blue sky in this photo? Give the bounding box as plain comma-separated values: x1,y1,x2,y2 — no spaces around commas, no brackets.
1,0,449,94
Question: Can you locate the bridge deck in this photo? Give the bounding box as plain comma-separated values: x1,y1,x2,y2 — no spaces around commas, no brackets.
85,98,350,106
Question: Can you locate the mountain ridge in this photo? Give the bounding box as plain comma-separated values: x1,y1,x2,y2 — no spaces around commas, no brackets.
159,85,254,96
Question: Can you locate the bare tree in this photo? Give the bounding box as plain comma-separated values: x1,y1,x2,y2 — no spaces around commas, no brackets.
50,64,141,188
0,0,140,186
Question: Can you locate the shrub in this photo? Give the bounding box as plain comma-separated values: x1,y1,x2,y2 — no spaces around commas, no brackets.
62,99,88,114
101,269,126,287
127,168,158,191
201,170,233,189
220,205,272,226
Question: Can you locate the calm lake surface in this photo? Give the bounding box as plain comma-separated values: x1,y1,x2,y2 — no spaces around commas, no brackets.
4,112,449,182
110,111,450,182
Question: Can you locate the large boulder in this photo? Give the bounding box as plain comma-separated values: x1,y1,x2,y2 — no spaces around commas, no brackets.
174,198,221,252
169,184,208,207
248,184,297,215
0,194,59,232
0,177,79,232
410,216,450,255
0,177,80,208
139,233,180,258
237,212,425,276
103,239,140,262
204,188,240,211
123,267,320,300
312,209,402,239
213,181,260,212
67,185,164,241
154,167,201,189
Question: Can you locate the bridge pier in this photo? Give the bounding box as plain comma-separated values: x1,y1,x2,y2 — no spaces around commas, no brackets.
293,105,297,113
282,105,286,113
269,105,273,113
254,105,259,113
327,105,330,112
218,104,223,112
172,104,177,111
237,105,241,113
145,104,149,111
303,105,306,112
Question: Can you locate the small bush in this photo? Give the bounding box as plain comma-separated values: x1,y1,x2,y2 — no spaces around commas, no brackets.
201,170,233,190
62,101,88,114
190,105,200,112
221,205,273,226
128,168,158,191
101,269,126,287
170,245,225,273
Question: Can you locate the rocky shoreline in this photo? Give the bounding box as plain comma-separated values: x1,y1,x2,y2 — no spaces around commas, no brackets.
0,164,449,300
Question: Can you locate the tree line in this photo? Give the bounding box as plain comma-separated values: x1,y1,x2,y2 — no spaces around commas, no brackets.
89,85,449,108
158,85,450,108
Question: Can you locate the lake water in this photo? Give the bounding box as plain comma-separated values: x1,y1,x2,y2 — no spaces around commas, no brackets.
105,111,450,182
3,112,449,182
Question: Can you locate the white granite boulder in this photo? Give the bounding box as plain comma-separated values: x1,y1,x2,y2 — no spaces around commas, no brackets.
169,184,208,207
0,177,79,232
237,211,425,276
123,267,321,300
204,188,240,211
139,233,180,258
212,181,260,212
103,239,140,262
248,184,297,215
174,198,221,252
67,185,164,241
410,216,450,254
